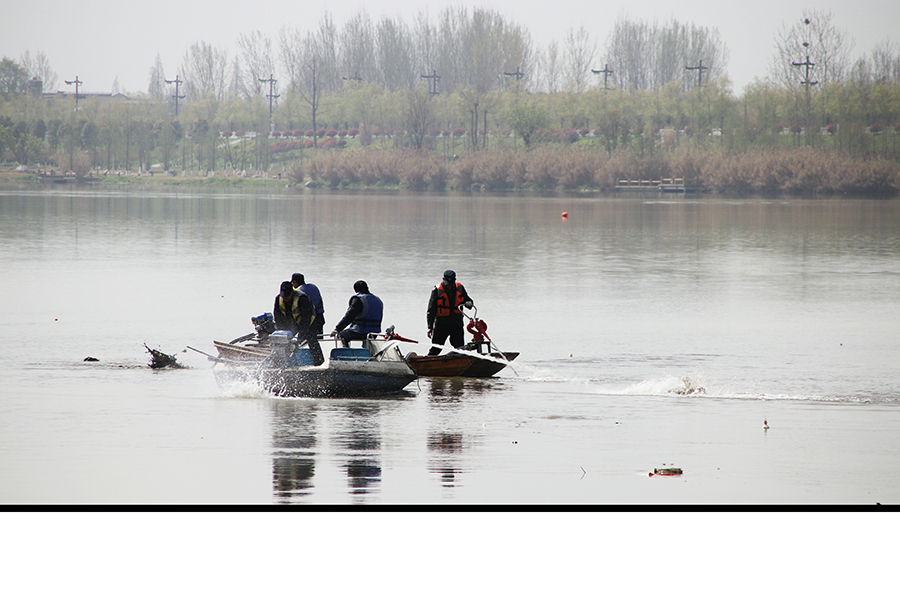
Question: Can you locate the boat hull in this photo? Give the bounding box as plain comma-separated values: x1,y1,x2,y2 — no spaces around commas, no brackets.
407,351,518,377
212,337,416,397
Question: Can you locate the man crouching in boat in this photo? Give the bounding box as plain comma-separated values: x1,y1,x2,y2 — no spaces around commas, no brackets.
426,269,473,356
274,281,325,365
330,280,383,347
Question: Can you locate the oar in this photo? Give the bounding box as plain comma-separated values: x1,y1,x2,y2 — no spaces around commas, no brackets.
187,345,232,364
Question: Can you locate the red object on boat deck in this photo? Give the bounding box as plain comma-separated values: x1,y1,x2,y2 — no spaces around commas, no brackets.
467,318,489,341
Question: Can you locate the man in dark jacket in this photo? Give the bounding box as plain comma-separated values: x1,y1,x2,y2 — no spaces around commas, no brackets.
291,273,325,336
426,269,473,355
331,280,383,347
273,281,324,365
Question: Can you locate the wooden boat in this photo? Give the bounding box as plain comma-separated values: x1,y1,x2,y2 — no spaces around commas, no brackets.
406,340,518,378
210,331,416,397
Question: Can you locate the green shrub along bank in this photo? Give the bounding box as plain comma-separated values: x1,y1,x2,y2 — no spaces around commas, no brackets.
289,147,900,196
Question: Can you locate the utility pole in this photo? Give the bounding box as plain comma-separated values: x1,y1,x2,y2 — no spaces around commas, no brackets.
685,60,708,88
793,20,818,146
504,66,524,82
165,75,185,117
259,73,279,133
421,70,440,96
591,64,614,90
65,76,85,110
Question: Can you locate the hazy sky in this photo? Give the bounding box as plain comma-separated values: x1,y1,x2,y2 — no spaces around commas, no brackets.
2,0,898,95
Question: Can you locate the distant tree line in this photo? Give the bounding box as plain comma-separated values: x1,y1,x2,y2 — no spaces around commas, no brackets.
2,7,900,176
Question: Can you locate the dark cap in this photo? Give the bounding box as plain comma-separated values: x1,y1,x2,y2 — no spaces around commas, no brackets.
443,269,456,280
353,280,369,294
280,281,294,296
291,273,305,285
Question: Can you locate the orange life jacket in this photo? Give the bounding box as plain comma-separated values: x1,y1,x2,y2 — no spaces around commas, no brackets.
435,282,465,318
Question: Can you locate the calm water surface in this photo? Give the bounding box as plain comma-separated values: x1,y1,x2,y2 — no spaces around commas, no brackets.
1,186,898,504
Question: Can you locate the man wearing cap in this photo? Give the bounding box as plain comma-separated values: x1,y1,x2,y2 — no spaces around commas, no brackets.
426,269,474,355
331,280,384,347
273,281,325,365
291,273,325,337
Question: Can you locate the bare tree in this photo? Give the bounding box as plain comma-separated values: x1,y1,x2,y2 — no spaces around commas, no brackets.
536,41,563,93
236,30,275,99
769,9,853,87
148,53,166,99
403,83,434,148
376,16,415,90
870,39,900,82
20,50,58,92
605,17,728,90
339,11,377,83
564,26,597,91
180,40,228,103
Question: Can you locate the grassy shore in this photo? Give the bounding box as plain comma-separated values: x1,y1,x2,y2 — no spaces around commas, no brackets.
4,146,899,197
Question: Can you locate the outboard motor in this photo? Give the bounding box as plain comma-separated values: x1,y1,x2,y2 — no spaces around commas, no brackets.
265,330,296,367
251,312,276,338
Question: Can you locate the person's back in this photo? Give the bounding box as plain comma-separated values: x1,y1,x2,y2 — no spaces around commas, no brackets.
332,280,382,347
274,281,323,364
350,291,383,334
292,273,325,335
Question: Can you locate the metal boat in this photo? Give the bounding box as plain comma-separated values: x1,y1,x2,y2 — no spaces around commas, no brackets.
209,330,417,397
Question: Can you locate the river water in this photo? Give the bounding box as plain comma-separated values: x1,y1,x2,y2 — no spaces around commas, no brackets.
1,186,898,505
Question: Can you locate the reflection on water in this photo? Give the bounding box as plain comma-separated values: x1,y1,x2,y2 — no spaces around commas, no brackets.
335,404,383,500
270,401,318,502
426,376,503,401
265,378,510,501
428,432,465,488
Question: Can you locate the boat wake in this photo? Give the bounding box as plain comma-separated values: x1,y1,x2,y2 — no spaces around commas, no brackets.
624,375,707,396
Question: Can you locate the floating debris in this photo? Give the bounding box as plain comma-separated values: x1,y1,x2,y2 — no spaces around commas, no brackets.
83,356,99,362
144,344,181,369
649,466,683,477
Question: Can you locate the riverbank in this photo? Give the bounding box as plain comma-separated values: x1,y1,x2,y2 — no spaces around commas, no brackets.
4,146,900,197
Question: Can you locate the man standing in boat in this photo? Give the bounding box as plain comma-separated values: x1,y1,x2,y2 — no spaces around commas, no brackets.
291,273,325,337
274,281,325,365
331,280,383,347
426,269,473,355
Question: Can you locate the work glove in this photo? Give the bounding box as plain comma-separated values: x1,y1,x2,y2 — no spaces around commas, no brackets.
464,300,473,309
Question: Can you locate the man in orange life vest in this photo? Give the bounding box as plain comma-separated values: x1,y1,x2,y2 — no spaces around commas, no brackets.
426,269,474,355
273,281,325,365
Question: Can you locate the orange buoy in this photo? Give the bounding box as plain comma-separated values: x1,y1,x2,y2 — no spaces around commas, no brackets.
561,211,568,218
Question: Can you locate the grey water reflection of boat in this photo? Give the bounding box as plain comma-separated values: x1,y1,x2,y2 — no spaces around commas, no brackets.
211,330,417,397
